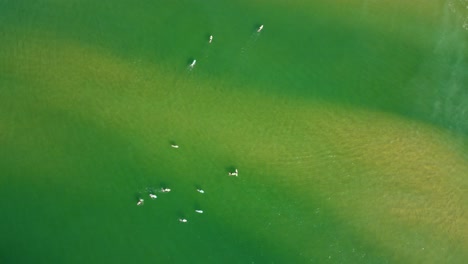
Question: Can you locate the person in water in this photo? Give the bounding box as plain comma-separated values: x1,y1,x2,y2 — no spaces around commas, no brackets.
228,169,238,176
189,59,196,68
257,24,264,32
137,199,144,206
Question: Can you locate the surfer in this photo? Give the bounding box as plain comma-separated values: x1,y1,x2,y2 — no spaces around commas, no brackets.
189,59,197,68
257,24,264,32
228,169,238,177
161,188,171,193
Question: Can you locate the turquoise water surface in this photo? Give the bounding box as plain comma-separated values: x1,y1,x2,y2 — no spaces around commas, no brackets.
0,0,467,263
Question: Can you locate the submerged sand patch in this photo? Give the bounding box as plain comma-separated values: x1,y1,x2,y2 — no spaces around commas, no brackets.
1,28,467,262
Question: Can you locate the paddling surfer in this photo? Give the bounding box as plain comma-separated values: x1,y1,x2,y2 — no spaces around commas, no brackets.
257,24,264,32
137,199,144,206
161,188,171,193
189,59,196,68
228,169,238,176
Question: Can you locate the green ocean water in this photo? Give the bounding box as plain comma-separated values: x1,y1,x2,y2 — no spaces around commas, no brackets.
0,0,467,263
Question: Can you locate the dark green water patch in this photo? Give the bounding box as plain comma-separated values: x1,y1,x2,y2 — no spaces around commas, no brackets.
0,88,402,263
1,0,466,135
0,105,294,263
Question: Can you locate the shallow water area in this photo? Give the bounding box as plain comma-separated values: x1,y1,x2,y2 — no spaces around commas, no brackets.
0,0,467,263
